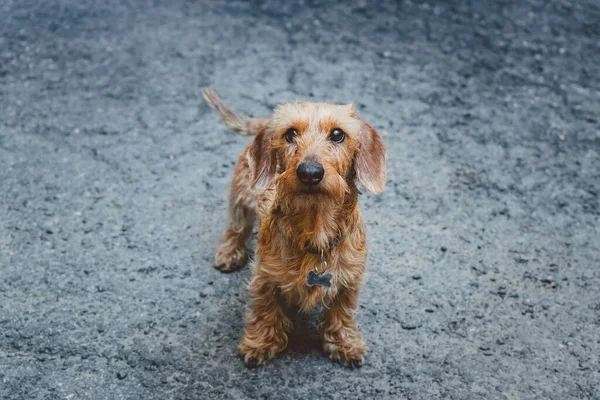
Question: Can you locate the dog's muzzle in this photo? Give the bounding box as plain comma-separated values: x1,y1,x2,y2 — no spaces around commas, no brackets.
296,162,324,186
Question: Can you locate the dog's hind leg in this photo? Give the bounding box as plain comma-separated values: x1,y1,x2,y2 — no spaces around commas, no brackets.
214,152,256,272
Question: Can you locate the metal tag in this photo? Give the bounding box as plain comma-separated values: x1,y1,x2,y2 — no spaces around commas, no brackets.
306,270,333,288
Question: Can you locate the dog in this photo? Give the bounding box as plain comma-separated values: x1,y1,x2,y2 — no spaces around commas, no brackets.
203,89,386,368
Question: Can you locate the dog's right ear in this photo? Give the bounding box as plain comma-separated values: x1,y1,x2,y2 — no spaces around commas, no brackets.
354,121,387,194
248,128,277,192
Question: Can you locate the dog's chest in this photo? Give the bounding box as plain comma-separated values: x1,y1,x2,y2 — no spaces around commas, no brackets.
277,253,346,310
256,199,366,311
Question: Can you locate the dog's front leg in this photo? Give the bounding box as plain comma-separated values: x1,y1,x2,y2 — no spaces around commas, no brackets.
322,286,367,368
240,276,290,368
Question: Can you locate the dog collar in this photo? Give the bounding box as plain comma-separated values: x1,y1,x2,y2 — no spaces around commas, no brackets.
304,236,342,255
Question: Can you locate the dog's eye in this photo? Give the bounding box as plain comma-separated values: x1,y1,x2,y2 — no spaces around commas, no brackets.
330,128,345,143
285,128,298,143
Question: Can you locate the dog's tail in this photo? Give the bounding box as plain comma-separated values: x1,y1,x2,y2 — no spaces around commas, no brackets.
202,88,268,136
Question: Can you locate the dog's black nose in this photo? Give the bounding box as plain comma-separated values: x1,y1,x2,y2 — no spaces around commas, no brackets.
296,162,324,186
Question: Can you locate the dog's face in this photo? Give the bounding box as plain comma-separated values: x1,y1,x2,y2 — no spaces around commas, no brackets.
249,103,387,202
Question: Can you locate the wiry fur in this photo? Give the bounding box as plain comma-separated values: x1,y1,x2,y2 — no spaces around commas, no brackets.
203,88,387,368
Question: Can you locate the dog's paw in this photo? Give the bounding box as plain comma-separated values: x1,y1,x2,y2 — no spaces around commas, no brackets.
324,341,367,369
239,347,272,369
214,245,247,273
328,350,365,369
240,339,285,369
243,356,262,369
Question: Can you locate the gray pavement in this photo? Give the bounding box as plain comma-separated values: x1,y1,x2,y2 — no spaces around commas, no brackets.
1,0,599,399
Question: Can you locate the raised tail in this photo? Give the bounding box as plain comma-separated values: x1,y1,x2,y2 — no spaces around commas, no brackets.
202,88,268,136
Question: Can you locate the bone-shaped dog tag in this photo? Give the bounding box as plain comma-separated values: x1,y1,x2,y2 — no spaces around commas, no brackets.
306,270,333,288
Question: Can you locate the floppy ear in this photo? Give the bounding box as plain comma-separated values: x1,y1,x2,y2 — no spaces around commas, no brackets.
355,121,387,194
248,128,277,192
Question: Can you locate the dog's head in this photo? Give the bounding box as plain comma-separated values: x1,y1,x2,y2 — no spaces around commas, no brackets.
249,103,387,202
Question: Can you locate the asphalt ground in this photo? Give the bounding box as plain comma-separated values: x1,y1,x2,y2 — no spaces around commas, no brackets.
1,1,599,399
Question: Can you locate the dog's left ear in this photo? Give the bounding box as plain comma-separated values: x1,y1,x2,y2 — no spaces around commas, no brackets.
248,128,277,192
354,120,387,194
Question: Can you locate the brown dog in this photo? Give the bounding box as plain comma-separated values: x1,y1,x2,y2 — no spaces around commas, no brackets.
203,89,386,368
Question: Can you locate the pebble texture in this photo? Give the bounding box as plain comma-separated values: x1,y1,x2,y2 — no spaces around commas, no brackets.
1,0,599,399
